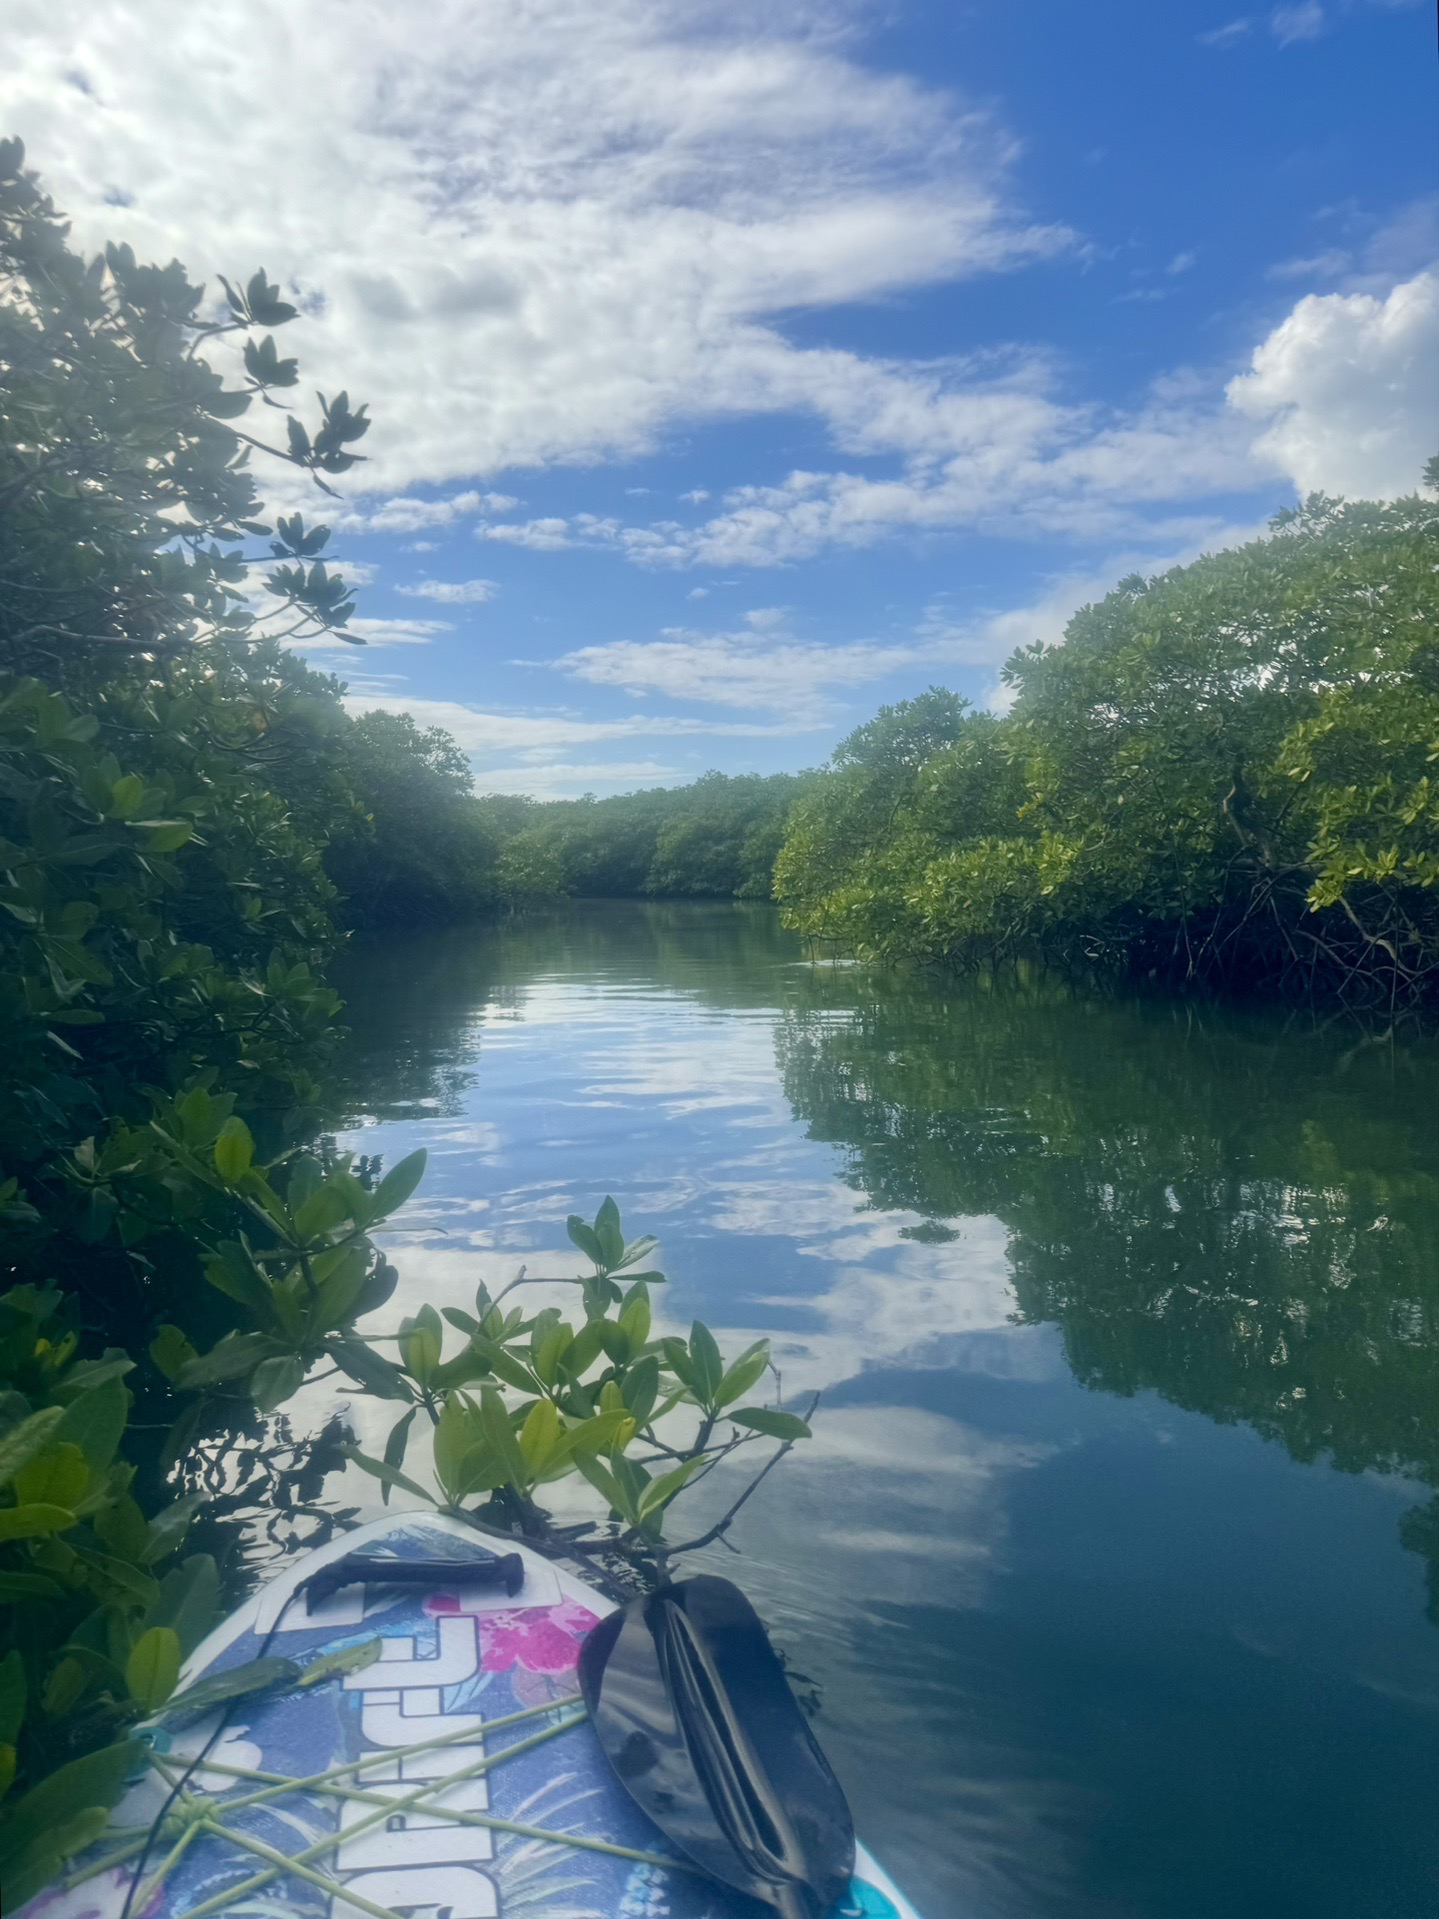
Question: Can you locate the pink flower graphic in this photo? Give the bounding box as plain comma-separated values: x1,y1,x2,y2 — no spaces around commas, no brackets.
473,1599,600,1675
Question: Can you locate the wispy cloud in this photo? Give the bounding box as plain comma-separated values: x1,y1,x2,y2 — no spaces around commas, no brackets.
338,691,820,794
1197,17,1253,46
291,615,450,652
1270,2,1328,43
397,578,500,604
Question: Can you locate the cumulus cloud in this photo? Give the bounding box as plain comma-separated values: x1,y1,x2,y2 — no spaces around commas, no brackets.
397,578,499,603
1227,269,1439,498
3,0,1067,495
5,0,1424,628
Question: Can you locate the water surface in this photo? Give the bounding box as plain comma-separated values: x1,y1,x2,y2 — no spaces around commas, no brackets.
330,902,1439,1919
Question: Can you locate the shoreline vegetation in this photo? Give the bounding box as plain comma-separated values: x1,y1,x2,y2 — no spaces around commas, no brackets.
1,143,1435,1898
0,145,808,1899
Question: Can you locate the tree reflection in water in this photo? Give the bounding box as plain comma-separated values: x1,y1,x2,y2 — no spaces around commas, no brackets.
774,964,1439,1614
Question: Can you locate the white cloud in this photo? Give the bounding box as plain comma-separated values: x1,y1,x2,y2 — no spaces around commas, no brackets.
557,621,935,714
340,492,485,534
474,758,685,798
5,0,1421,600
1264,196,1439,294
341,694,820,768
1227,270,1439,498
3,0,1067,496
1270,2,1327,42
553,576,1169,714
291,614,450,650
476,517,575,551
397,578,500,603
1198,17,1253,46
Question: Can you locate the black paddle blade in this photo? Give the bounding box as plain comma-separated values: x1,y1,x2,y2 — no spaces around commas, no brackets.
578,1575,855,1919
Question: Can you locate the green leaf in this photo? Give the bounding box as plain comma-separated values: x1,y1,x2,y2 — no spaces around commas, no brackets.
294,1181,349,1241
715,1343,771,1410
518,1397,562,1476
137,820,194,853
0,1503,75,1542
560,1319,607,1380
617,1291,652,1350
53,1376,128,1470
94,1492,149,1561
379,1407,418,1508
637,1456,703,1523
213,1115,254,1182
329,1336,410,1400
371,1148,427,1221
533,1322,573,1388
0,1651,24,1746
14,1442,89,1510
567,1407,636,1458
620,1354,661,1426
149,1323,198,1384
40,1656,88,1718
126,1626,181,1710
573,1451,636,1525
177,1331,278,1388
660,1337,697,1391
593,1196,625,1269
141,1492,203,1566
162,1655,300,1724
0,1572,63,1601
344,1445,436,1507
468,1335,540,1394
0,1406,65,1489
201,1241,276,1323
479,1386,528,1491
251,1353,304,1413
566,1215,603,1266
399,1305,443,1385
298,1638,382,1687
0,1741,135,1870
108,773,145,819
688,1322,723,1406
152,1554,220,1656
433,1393,480,1502
730,1407,812,1441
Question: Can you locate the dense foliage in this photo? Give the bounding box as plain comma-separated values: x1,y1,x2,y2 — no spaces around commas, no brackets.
776,497,1439,1007
0,143,809,1901
479,768,808,906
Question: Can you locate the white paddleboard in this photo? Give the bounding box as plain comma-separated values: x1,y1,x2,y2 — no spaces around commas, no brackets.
24,1512,921,1919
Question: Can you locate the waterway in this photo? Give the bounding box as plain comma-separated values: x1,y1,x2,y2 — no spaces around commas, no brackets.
326,901,1439,1919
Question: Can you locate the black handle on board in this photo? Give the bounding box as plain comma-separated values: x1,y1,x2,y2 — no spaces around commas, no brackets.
300,1551,526,1608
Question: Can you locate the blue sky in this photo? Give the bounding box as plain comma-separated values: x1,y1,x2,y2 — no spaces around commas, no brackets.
6,0,1436,793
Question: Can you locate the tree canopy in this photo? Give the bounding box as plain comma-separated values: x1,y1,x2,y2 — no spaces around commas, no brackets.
776,491,1439,1008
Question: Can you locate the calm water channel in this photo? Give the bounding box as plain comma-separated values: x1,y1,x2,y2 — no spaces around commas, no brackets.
326,901,1439,1919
